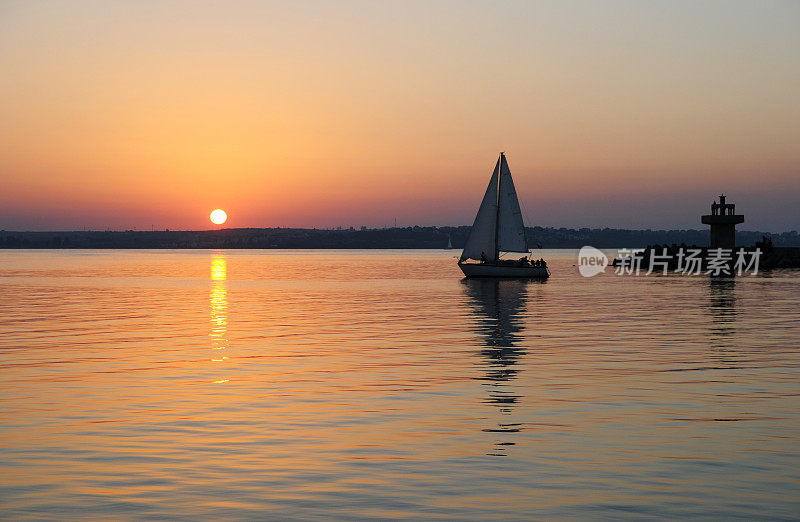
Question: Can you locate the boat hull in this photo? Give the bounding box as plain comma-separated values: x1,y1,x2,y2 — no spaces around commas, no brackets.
458,262,549,279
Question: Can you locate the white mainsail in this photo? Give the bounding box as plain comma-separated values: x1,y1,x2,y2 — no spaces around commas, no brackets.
497,154,528,253
459,157,500,262
460,153,529,262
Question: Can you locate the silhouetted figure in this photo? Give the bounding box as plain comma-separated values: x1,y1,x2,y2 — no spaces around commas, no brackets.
480,251,487,263
702,194,744,249
756,235,774,253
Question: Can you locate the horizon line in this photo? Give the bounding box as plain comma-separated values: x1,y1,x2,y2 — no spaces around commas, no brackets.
2,225,798,234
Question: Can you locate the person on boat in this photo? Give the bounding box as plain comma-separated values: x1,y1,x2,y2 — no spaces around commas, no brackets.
480,251,487,263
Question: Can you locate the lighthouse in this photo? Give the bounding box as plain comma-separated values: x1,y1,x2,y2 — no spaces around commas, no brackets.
701,194,744,249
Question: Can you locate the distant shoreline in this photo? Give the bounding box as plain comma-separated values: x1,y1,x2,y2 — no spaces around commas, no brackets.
1,227,798,249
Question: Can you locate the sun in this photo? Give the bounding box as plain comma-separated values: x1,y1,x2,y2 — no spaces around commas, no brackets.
210,209,227,225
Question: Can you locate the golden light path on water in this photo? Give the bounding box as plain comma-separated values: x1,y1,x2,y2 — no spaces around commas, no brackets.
210,254,228,382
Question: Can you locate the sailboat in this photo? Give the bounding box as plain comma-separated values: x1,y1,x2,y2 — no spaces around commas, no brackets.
458,153,549,278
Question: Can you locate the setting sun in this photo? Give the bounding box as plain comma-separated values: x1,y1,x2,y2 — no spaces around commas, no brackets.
210,209,227,225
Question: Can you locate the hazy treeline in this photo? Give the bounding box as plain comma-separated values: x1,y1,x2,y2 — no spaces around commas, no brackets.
1,226,798,249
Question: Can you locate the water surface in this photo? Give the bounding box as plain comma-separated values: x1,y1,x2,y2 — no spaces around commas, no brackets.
1,250,799,519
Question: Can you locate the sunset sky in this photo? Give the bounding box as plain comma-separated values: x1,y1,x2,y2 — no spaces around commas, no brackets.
1,1,798,231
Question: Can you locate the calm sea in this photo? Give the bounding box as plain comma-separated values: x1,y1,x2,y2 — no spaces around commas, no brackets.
1,249,799,520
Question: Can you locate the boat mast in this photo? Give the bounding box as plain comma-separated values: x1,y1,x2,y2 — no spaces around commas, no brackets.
494,152,503,261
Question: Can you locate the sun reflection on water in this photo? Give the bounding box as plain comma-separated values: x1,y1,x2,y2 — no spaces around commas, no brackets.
210,253,229,380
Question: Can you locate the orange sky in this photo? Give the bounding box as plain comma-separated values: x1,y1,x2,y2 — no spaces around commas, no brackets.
1,1,798,231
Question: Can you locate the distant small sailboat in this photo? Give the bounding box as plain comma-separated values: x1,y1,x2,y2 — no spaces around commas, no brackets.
458,153,549,278
446,235,453,249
